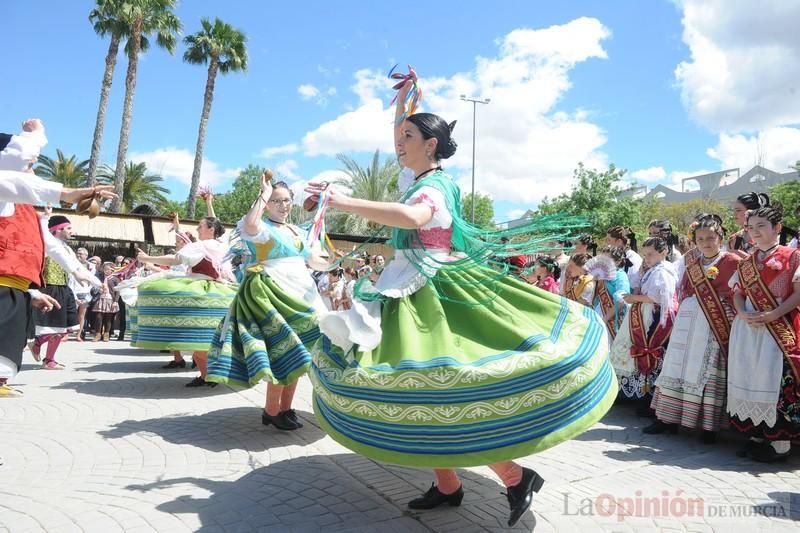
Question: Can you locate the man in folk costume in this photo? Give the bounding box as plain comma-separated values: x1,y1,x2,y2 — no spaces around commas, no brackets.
727,205,800,462
0,118,114,396
30,214,82,370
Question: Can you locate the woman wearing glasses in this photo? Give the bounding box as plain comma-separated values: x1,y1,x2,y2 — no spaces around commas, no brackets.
206,174,328,430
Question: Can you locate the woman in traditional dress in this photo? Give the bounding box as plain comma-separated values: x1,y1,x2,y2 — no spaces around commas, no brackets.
727,205,800,462
562,253,594,307
647,219,682,264
573,234,597,256
134,216,237,387
305,80,616,527
606,225,642,288
610,237,678,416
729,192,768,256
586,246,630,341
647,215,740,442
205,178,328,430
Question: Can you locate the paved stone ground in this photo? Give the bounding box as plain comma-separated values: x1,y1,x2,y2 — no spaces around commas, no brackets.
2,340,799,532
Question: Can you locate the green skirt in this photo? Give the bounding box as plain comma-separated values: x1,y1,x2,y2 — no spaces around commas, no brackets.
311,266,617,468
133,277,237,351
206,271,321,387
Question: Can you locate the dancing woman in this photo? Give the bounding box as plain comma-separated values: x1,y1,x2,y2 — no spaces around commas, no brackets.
205,176,328,430
306,80,616,527
135,216,237,387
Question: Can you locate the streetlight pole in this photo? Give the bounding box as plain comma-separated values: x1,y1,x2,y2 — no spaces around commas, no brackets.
460,95,490,223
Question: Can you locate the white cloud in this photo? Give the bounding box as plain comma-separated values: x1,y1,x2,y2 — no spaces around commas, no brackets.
505,208,527,220
298,83,337,107
674,0,800,132
297,17,612,205
258,143,299,159
298,84,320,100
273,159,302,182
630,166,667,183
129,147,239,190
706,127,800,172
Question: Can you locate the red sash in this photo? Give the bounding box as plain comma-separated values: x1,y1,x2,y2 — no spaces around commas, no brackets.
628,302,673,375
685,255,733,354
737,250,800,381
595,280,617,338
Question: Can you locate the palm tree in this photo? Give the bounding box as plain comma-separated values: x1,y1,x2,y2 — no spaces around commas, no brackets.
97,161,170,213
35,151,90,207
328,150,401,235
87,0,129,187
183,18,248,219
110,0,181,213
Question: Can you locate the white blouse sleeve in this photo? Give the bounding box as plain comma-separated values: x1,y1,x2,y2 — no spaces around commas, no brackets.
407,186,452,230
236,217,273,244
176,240,206,268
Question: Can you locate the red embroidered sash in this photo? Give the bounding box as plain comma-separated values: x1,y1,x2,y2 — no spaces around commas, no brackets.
595,280,617,338
737,253,800,381
685,255,732,354
628,302,673,375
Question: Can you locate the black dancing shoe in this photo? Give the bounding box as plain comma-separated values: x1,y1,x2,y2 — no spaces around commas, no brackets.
162,360,187,369
282,409,304,428
261,411,301,430
408,483,464,510
185,377,206,388
748,442,790,463
505,467,544,527
643,420,678,435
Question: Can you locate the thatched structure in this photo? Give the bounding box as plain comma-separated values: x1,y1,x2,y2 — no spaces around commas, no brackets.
41,207,395,262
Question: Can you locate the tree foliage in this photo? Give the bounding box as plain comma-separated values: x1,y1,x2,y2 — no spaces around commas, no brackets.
183,17,248,218
35,150,90,188
97,161,169,213
769,178,800,231
462,192,495,229
326,150,400,236
537,163,645,236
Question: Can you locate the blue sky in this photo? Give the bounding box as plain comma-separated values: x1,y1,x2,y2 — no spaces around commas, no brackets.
3,1,799,222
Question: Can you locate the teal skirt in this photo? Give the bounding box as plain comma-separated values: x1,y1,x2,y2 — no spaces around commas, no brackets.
206,271,321,387
311,265,617,468
133,277,237,351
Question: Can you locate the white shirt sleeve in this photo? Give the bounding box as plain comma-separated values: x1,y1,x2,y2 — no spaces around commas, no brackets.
237,217,274,244
0,129,48,172
407,186,452,230
176,240,207,268
44,232,84,275
0,170,63,206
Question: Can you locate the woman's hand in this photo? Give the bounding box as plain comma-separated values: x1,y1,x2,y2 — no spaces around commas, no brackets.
260,170,273,200
622,293,637,304
742,310,776,327
305,182,344,208
136,248,150,263
61,185,117,205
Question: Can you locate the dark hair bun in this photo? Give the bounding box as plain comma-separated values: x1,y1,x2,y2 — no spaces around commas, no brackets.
438,138,457,160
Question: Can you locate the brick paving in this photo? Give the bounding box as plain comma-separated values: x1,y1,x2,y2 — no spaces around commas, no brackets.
1,341,799,532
